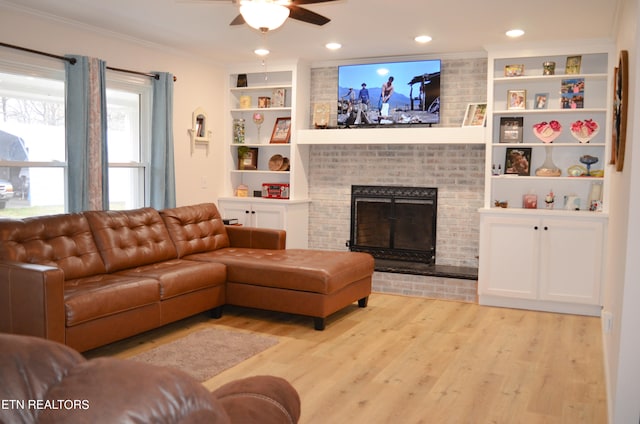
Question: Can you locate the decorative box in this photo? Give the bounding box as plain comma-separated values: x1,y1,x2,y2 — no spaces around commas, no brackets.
262,183,289,199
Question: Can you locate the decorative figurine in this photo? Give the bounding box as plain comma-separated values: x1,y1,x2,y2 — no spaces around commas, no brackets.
544,190,555,209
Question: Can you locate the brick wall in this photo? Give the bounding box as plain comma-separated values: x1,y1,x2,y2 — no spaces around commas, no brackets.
307,57,487,302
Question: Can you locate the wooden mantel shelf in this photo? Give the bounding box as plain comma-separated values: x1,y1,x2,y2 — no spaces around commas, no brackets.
296,126,486,145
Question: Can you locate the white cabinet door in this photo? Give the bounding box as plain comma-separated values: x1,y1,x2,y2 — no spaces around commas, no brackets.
480,211,605,314
218,202,252,227
539,217,604,304
251,202,286,229
218,199,309,248
479,214,539,299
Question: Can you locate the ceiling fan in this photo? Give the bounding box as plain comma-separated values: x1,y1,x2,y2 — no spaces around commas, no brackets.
193,0,336,31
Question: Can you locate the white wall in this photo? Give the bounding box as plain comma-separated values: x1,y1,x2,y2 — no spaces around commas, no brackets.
602,0,640,422
0,5,227,207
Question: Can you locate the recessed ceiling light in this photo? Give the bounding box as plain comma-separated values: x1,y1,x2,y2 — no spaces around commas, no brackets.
325,42,342,50
414,35,432,44
505,29,525,38
254,48,270,56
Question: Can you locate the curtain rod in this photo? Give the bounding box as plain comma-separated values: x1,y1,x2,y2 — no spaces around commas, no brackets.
0,42,177,82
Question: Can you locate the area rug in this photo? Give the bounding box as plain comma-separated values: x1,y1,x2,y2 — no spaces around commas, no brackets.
129,328,279,382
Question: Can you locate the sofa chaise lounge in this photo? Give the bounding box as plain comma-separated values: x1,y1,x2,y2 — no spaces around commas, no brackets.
0,203,373,352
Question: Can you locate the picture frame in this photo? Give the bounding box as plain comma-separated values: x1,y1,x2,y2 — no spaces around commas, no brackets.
611,50,629,172
270,117,292,144
462,103,487,127
561,78,584,109
237,147,258,170
565,55,582,74
504,64,524,77
504,148,532,176
313,103,331,128
534,93,548,109
499,117,524,143
507,89,526,110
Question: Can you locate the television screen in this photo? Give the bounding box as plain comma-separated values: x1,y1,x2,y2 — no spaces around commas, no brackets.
337,59,441,127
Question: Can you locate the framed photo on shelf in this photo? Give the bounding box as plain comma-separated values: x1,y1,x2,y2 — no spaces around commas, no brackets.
313,103,331,128
237,147,258,170
534,93,549,109
504,64,524,77
561,78,585,109
507,89,526,110
270,117,292,144
499,117,524,143
565,55,582,74
462,103,487,127
504,147,532,176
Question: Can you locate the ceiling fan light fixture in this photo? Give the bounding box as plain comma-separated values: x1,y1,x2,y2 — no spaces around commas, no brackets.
240,1,291,31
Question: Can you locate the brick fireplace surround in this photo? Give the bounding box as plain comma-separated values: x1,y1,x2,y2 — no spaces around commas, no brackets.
307,57,487,302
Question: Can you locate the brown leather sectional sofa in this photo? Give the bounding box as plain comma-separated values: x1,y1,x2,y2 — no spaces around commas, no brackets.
1,333,301,423
0,203,373,352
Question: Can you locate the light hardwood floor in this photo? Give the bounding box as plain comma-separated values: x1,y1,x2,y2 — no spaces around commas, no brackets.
86,294,607,424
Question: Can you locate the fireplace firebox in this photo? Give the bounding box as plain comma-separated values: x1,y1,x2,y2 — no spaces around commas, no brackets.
348,185,437,268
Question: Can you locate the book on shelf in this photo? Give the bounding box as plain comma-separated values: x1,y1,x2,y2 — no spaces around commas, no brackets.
223,218,239,225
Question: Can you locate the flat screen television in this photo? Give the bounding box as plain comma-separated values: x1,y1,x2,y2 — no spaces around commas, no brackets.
337,59,441,127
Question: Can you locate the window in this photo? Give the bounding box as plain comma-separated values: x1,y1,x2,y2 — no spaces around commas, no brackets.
0,56,151,217
106,75,152,210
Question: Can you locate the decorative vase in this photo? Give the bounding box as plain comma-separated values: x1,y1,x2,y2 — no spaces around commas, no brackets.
535,146,562,177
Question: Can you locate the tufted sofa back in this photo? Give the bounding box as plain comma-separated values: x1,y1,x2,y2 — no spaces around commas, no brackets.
83,208,178,273
0,213,106,280
160,203,230,258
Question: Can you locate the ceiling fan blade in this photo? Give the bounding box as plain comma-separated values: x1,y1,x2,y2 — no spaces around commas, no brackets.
292,0,338,4
287,5,331,26
230,13,245,25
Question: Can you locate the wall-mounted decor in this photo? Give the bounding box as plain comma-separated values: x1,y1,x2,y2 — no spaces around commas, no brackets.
270,117,291,144
188,107,211,155
611,50,628,172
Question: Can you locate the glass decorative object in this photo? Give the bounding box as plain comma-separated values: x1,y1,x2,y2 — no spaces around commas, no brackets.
233,118,245,144
252,112,264,143
535,146,562,177
579,155,599,176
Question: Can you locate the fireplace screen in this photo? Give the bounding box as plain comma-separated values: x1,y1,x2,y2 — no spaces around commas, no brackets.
349,185,437,264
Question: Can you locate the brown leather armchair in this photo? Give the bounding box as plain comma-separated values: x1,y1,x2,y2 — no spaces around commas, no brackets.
0,333,301,423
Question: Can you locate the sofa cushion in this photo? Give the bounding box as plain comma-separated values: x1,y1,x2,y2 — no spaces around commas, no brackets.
84,208,177,273
0,214,106,280
116,259,227,300
160,203,230,258
186,248,375,295
64,274,160,326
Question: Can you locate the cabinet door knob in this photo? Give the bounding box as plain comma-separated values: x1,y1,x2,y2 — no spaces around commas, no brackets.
245,210,250,214
544,226,549,231
534,226,539,230
251,210,256,214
